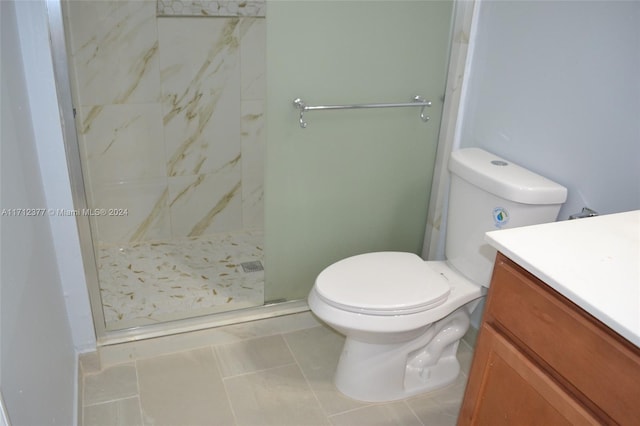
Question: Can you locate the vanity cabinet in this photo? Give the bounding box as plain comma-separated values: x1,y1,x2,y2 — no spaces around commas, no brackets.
458,253,640,425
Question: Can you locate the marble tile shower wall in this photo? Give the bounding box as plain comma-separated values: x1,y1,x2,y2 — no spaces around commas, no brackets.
64,0,265,245
157,0,266,17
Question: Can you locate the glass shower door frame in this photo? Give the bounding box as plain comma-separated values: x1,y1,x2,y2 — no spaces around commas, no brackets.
45,0,309,346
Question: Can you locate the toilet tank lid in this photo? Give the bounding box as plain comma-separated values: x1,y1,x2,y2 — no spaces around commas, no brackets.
449,148,568,205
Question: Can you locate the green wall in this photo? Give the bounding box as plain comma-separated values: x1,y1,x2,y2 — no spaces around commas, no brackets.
265,0,454,301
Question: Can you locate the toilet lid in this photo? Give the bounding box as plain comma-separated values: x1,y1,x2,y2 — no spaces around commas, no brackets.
314,252,450,315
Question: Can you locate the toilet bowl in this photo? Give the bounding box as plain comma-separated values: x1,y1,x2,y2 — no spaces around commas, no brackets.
308,148,568,402
308,253,484,401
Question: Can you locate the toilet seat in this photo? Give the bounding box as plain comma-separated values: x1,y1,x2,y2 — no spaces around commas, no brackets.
314,252,450,315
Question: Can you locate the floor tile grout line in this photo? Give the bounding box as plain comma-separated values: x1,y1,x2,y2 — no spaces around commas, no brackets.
219,360,300,381
279,327,418,421
81,327,466,425
219,378,240,426
82,360,137,375
280,328,430,421
133,359,144,425
402,399,427,426
209,345,240,426
323,399,407,419
212,333,298,379
83,394,141,409
280,331,335,422
322,376,464,424
324,398,428,425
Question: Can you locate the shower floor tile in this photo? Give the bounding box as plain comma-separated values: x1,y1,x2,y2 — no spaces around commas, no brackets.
97,230,264,330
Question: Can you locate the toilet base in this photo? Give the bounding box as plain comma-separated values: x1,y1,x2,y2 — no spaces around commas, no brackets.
333,308,469,402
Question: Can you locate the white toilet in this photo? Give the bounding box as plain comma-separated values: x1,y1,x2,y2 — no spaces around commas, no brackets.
308,148,567,402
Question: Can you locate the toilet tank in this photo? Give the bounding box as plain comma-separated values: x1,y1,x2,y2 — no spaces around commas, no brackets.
446,148,567,288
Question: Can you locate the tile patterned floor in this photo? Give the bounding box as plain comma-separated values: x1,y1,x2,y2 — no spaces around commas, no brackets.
97,231,264,330
81,324,473,426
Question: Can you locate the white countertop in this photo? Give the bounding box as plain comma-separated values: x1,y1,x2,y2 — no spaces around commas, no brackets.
485,210,640,348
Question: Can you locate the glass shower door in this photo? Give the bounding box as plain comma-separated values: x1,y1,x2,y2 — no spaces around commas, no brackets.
61,0,267,331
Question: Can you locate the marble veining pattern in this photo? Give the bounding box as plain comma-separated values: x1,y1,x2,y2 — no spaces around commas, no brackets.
65,0,267,327
92,182,171,244
79,103,167,184
241,100,265,229
168,155,243,238
159,17,242,178
66,0,161,106
98,231,264,330
157,0,266,17
66,2,266,245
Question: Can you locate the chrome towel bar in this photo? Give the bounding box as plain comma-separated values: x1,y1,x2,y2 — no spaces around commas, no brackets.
292,95,432,128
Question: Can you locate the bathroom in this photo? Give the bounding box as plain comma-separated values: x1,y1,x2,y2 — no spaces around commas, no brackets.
1,0,638,424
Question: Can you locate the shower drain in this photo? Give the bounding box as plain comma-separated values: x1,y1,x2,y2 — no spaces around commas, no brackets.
240,261,264,273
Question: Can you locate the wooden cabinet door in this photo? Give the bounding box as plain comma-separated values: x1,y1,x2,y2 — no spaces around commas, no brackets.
458,324,599,426
488,254,640,424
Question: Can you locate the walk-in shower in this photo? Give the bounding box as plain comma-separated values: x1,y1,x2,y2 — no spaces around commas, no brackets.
49,0,459,344
58,0,268,333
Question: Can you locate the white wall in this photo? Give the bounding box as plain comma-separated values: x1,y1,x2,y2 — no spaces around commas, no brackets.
15,0,95,353
1,0,94,424
445,0,640,327
459,0,640,220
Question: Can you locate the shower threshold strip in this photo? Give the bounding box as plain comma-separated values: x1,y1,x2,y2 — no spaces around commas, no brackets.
98,299,309,346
